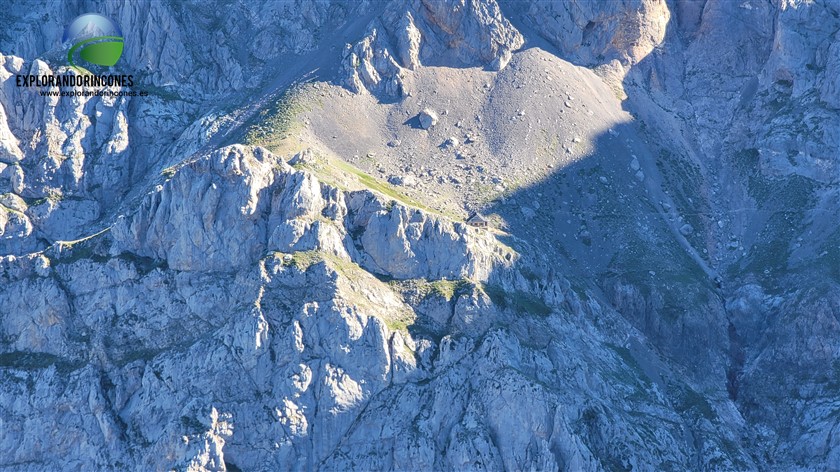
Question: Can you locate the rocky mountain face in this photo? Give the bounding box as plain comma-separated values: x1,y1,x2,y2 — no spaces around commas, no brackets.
1,0,839,470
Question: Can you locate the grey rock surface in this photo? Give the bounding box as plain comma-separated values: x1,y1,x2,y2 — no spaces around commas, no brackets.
1,0,839,471
342,0,523,98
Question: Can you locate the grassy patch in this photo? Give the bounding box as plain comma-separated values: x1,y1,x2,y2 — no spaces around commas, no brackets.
326,252,418,333
813,229,840,284
429,279,471,301
294,152,455,218
141,84,184,102
322,252,366,278
605,231,711,320
23,189,64,207
332,158,434,212
481,283,552,316
383,315,414,333
243,82,319,151
161,166,177,178
279,250,366,277
117,252,168,276
52,245,102,266
280,250,418,332
0,351,82,373
727,147,818,287
284,250,323,271
655,149,709,249
51,227,113,265
607,344,645,377
387,277,472,303
741,175,815,288
44,188,64,203
674,386,716,421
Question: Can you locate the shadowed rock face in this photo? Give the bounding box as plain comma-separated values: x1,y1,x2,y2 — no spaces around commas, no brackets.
1,0,840,470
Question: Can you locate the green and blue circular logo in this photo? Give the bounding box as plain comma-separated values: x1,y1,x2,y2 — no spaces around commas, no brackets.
63,13,123,74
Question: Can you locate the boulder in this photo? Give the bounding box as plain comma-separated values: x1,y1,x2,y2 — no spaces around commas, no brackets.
419,108,439,129
388,174,418,187
443,137,460,149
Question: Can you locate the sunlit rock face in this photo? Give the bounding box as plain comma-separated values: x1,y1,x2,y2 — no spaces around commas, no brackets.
2,1,840,470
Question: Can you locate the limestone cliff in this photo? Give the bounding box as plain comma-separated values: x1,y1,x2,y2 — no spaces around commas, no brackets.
1,0,839,470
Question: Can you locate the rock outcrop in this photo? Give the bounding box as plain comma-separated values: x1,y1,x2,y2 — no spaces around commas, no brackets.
0,145,755,471
1,0,840,470
341,0,524,98
514,0,670,68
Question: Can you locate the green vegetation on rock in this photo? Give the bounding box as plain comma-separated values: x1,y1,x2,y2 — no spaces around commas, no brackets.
481,283,552,316
243,83,319,152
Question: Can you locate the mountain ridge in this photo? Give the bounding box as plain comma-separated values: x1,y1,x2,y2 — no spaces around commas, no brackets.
1,0,839,470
